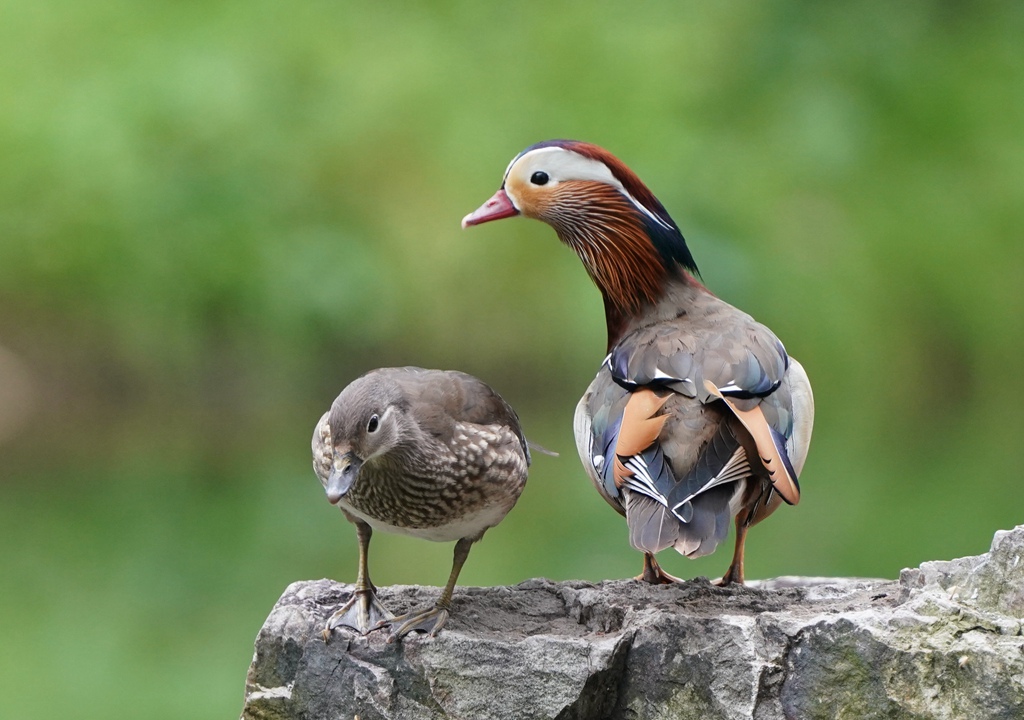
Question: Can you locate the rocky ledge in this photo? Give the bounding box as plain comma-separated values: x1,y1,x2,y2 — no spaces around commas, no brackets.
241,527,1024,720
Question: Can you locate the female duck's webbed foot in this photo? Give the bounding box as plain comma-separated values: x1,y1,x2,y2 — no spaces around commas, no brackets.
323,518,394,642
374,536,473,642
323,586,395,641
375,603,450,642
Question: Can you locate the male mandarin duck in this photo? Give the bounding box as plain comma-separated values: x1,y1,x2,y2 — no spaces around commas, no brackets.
463,140,813,584
313,367,530,640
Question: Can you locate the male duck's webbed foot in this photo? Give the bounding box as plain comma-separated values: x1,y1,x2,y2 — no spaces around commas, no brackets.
713,518,748,587
636,552,683,584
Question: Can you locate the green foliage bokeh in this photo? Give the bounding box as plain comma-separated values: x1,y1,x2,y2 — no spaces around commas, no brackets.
1,2,1023,718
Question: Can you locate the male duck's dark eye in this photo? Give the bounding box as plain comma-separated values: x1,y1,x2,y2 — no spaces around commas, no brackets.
530,171,549,186
367,414,379,433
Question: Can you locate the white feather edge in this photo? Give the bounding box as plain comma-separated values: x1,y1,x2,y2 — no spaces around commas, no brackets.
670,446,750,513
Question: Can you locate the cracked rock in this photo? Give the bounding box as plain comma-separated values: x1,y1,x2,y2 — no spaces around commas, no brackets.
241,526,1024,719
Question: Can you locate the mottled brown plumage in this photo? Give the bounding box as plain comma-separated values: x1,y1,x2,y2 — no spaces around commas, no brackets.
464,140,814,585
312,367,529,640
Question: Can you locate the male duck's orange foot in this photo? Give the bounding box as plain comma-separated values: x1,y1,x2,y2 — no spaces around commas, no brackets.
637,554,683,584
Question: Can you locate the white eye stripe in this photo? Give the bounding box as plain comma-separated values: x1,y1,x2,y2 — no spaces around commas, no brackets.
368,405,395,432
506,146,672,230
507,147,617,186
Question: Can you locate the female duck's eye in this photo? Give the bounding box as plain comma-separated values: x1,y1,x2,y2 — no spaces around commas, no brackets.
367,414,379,433
530,171,549,186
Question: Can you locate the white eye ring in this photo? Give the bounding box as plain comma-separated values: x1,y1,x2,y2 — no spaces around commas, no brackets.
367,414,380,433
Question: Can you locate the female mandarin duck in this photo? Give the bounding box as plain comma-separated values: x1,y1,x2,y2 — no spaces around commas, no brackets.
462,140,814,584
313,367,531,640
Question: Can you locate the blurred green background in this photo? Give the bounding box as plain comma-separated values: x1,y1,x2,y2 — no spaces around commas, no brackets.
1,1,1022,717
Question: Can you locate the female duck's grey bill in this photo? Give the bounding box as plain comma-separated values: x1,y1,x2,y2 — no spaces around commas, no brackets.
462,188,520,228
326,452,362,504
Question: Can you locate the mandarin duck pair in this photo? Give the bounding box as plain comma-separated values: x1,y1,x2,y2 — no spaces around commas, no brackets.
313,140,813,641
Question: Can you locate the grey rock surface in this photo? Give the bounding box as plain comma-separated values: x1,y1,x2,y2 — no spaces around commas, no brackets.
241,527,1024,720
